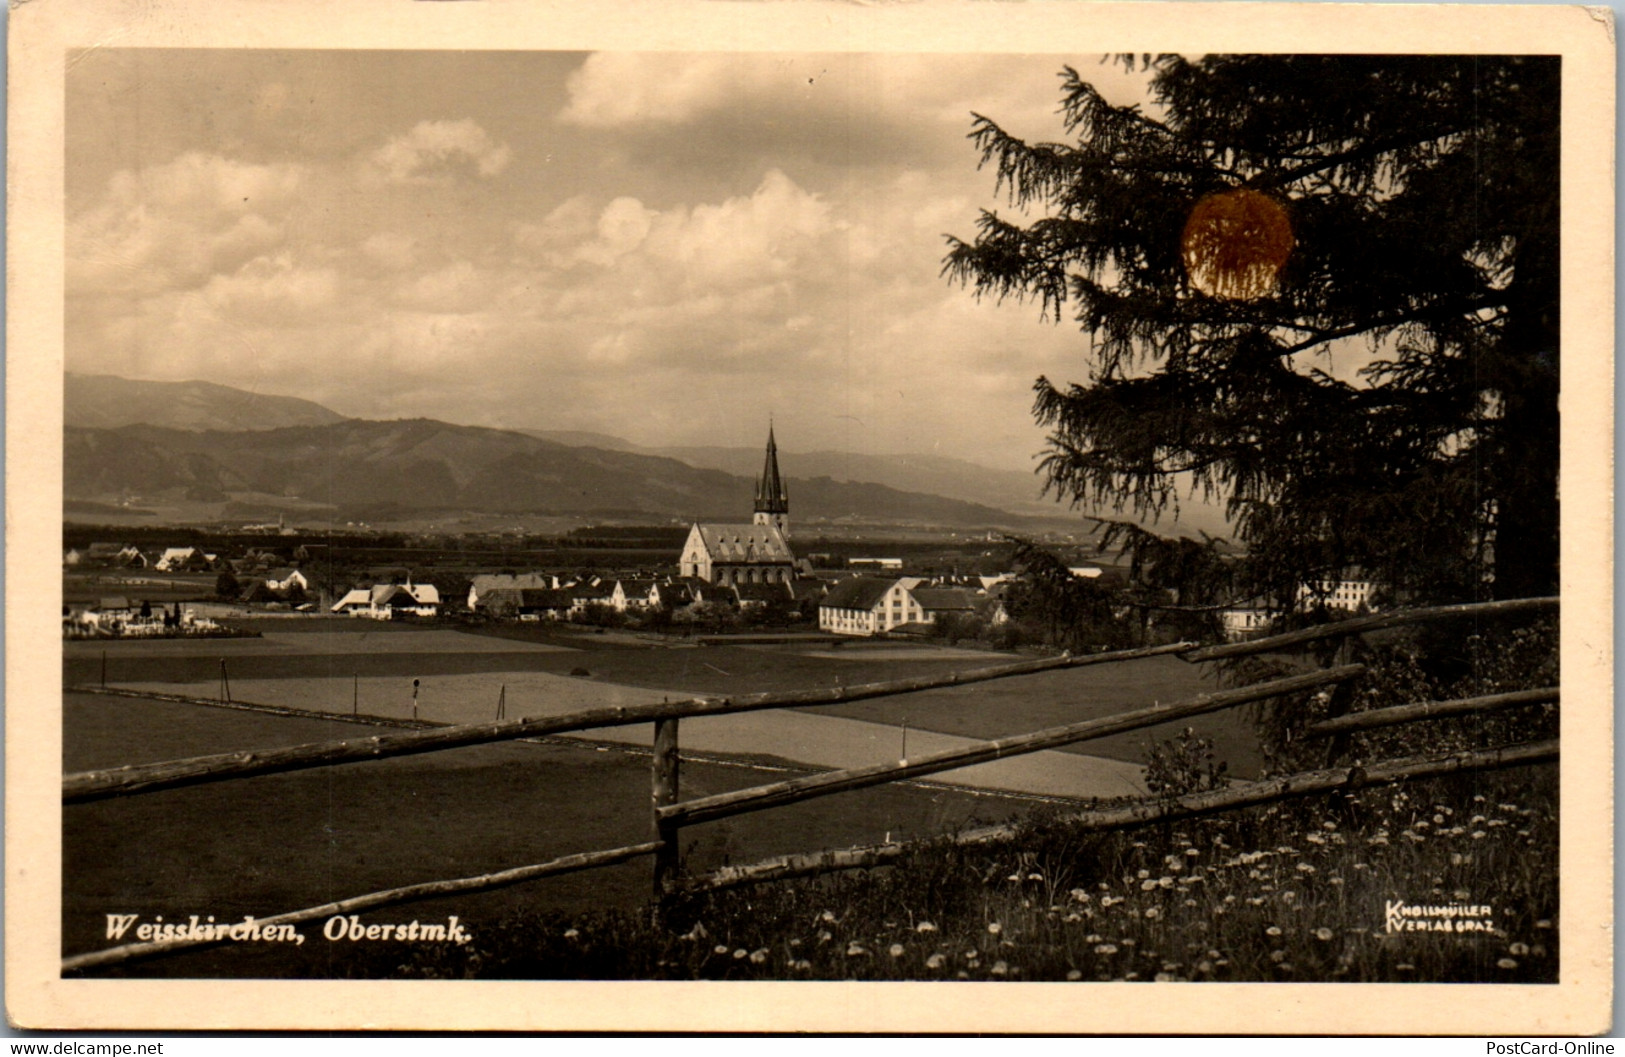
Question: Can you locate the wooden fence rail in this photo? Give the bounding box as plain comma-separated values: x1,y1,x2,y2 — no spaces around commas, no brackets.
1305,687,1558,737
658,664,1364,830
63,640,1195,803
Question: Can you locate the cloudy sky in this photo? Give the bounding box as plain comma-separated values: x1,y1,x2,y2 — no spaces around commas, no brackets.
66,50,1156,471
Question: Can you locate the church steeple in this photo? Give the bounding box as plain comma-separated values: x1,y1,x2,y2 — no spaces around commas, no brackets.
753,425,789,538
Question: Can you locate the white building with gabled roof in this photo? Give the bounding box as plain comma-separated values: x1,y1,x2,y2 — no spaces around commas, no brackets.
331,581,440,619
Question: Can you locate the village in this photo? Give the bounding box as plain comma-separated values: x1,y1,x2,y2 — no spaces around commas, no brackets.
62,430,1381,646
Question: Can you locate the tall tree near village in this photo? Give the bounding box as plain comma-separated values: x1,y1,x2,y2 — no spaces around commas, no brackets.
946,55,1560,606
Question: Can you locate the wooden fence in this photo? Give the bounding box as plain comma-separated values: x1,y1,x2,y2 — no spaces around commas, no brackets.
60,595,1558,973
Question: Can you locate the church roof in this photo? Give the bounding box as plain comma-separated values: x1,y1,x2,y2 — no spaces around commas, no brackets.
691,523,794,562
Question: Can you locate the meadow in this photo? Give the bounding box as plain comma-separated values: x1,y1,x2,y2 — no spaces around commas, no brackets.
365,766,1559,984
62,622,1556,982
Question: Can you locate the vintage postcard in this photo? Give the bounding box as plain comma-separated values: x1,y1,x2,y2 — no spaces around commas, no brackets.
7,0,1614,1034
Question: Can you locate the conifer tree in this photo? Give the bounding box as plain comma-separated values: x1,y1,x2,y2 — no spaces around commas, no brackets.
946,55,1559,604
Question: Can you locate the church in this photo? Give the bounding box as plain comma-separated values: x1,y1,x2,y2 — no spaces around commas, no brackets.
678,428,797,586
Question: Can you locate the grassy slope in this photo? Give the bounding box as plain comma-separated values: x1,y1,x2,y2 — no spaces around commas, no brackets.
372,766,1559,984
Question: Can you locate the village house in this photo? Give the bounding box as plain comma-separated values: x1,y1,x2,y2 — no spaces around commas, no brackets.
331,581,442,620
467,572,557,611
477,587,574,620
66,542,148,568
567,580,617,618
650,580,699,610
610,579,658,612
910,586,980,626
155,547,200,572
264,568,309,594
818,576,927,636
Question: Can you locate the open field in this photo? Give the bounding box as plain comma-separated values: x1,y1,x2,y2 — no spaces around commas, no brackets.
67,628,1247,773
62,693,1048,978
101,672,1150,800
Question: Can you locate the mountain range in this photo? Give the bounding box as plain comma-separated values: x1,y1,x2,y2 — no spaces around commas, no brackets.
64,373,1229,535
65,417,1051,529
66,372,348,431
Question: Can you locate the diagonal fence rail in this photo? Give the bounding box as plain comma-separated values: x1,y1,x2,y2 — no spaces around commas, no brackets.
62,596,1559,972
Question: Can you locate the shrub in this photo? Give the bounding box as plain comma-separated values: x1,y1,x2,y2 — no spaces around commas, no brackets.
1144,728,1229,798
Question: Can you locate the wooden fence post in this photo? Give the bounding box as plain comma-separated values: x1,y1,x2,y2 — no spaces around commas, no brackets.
1323,636,1361,825
651,717,681,921
1323,637,1359,767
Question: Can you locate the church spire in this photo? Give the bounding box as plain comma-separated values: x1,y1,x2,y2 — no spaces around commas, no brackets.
754,425,789,538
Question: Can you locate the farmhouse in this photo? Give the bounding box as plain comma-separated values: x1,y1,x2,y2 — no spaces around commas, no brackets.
477,587,574,620
610,579,658,612
468,573,557,611
650,580,699,609
331,581,441,619
818,576,927,636
155,547,210,572
568,580,617,616
679,428,797,587
265,568,309,594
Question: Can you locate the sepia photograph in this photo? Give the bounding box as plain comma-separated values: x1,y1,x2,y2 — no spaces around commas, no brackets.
7,0,1614,1035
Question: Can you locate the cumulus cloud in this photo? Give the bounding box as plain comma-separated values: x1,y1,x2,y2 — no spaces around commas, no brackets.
202,254,341,323
68,152,305,296
559,53,750,127
366,119,512,185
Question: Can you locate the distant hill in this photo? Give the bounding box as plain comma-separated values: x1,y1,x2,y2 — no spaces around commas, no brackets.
520,430,1234,539
521,430,1050,510
65,418,1050,528
65,373,349,432
59,375,1228,535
